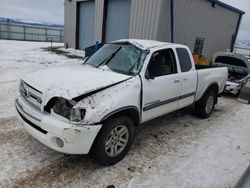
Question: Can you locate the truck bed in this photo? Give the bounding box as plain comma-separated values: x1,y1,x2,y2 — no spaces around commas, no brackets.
195,67,228,102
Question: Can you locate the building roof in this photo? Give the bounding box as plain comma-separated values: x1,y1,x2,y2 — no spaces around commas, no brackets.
207,0,245,15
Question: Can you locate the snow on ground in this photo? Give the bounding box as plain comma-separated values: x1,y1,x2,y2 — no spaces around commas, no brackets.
58,47,85,58
0,40,84,118
0,39,250,188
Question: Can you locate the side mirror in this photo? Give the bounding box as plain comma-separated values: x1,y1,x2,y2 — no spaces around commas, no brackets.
145,69,155,80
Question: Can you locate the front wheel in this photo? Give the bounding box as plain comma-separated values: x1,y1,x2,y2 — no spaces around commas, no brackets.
195,89,217,118
91,116,135,166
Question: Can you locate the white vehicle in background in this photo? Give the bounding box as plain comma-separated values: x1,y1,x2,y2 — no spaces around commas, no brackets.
212,52,250,95
15,39,227,165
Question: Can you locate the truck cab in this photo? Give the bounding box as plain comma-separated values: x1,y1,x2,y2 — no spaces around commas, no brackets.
15,39,227,165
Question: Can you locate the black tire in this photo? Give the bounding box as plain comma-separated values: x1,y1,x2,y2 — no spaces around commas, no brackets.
195,89,217,118
91,116,135,166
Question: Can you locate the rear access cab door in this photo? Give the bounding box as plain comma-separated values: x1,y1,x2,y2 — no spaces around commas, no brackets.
141,46,197,123
175,47,198,108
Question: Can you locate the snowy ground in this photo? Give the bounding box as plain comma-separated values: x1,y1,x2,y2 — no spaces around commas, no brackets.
0,39,250,188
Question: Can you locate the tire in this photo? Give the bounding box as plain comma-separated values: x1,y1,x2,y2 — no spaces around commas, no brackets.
195,89,217,118
91,116,135,166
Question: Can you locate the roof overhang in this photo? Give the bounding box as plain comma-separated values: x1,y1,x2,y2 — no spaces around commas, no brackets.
207,0,245,15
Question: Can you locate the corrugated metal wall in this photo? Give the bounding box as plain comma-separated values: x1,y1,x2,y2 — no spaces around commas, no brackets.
129,0,162,40
64,0,241,59
0,22,64,42
64,0,103,48
174,0,239,58
157,0,171,42
94,0,104,42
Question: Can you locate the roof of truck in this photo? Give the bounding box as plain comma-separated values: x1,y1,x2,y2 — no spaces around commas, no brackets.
113,39,175,50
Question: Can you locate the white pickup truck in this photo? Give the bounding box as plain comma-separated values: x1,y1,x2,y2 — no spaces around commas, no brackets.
15,39,227,165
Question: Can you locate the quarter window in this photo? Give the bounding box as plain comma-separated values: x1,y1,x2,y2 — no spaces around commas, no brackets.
176,48,192,72
194,37,205,55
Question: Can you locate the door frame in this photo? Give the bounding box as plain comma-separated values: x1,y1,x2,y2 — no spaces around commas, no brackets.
101,0,108,43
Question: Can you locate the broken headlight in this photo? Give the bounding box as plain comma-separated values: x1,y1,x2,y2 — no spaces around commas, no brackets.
52,98,86,124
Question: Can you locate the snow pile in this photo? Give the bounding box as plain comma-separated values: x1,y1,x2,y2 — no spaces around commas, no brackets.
58,47,85,58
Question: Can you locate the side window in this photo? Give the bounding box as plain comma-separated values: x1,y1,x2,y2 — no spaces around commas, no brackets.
193,37,205,55
147,49,177,77
176,48,192,72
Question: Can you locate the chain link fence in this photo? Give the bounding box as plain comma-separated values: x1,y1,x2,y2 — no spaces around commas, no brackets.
0,22,64,43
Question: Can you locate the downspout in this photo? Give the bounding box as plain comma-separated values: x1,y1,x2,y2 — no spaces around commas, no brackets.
170,0,174,43
231,13,243,52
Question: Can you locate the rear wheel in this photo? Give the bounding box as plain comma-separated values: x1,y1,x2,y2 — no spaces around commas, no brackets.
91,116,135,166
195,89,217,118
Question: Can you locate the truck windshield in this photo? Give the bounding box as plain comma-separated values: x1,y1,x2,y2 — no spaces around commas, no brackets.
85,43,148,75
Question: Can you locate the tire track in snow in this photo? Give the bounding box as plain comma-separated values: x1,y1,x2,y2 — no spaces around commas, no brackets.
0,97,244,188
1,100,234,188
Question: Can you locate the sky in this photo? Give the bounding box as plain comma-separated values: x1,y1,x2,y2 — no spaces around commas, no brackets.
220,0,250,40
0,0,249,40
0,0,64,24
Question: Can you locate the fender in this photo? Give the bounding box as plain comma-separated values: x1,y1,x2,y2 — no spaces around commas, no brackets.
100,106,140,124
72,77,133,102
198,82,219,102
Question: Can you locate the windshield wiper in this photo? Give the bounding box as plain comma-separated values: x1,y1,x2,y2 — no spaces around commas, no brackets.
96,47,121,68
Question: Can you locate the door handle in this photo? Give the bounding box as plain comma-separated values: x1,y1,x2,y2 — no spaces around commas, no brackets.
183,78,188,81
174,79,180,83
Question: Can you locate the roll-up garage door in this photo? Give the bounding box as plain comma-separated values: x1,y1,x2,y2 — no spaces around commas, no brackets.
105,0,131,42
78,1,95,49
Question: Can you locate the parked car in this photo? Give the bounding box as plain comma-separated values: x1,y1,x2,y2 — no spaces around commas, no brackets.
212,52,250,95
15,39,228,165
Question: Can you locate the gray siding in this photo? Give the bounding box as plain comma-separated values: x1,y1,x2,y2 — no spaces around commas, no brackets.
64,0,241,59
64,0,77,48
64,0,104,48
174,0,239,58
129,0,162,40
157,0,171,42
93,0,104,42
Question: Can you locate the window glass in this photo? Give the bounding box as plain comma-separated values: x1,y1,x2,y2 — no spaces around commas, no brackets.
194,38,205,55
85,43,148,75
148,49,177,77
176,48,192,72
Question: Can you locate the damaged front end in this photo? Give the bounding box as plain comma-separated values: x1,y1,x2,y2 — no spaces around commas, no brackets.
212,52,250,95
49,98,86,125
16,91,102,155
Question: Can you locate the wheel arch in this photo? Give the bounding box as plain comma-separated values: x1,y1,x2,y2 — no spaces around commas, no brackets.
100,106,141,126
201,82,219,103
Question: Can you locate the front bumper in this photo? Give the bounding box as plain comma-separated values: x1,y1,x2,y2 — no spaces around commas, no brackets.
224,81,241,95
15,95,102,154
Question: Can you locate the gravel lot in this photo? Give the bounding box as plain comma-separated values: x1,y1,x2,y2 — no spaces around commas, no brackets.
0,40,250,188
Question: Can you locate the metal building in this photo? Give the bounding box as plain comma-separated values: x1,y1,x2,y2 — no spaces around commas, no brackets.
64,0,244,59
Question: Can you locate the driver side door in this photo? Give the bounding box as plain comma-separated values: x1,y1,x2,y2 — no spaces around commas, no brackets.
141,48,181,123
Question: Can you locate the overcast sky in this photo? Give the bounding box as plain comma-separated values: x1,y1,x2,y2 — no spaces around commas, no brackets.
0,0,249,40
0,0,64,24
220,0,250,40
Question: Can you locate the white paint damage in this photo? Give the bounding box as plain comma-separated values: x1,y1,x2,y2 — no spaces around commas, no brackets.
1,40,250,187
16,39,228,155
23,64,131,106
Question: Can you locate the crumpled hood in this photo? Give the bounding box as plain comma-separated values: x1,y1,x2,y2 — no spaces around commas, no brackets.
23,64,131,104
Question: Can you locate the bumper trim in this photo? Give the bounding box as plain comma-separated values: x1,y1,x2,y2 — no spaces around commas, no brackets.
16,107,48,134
